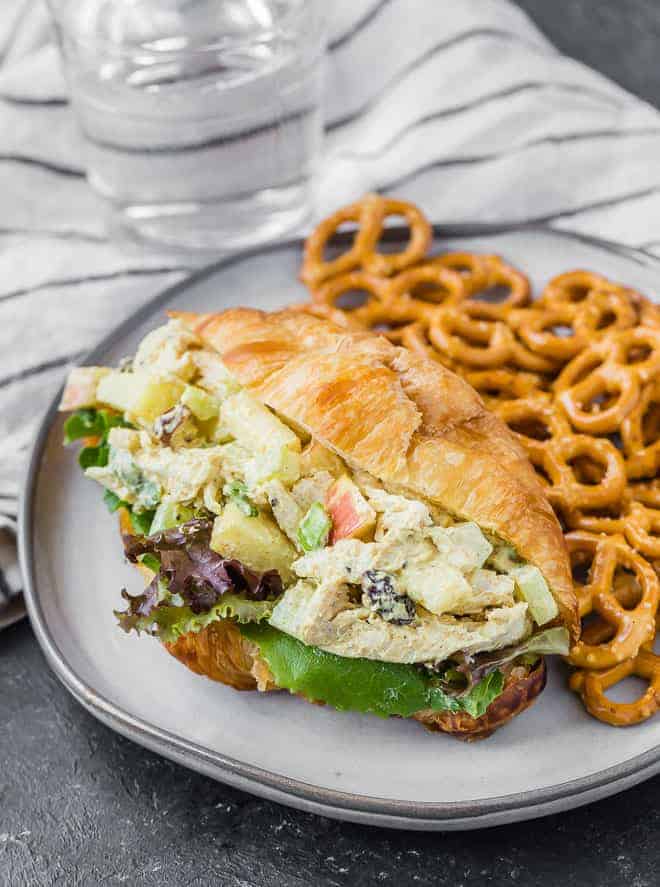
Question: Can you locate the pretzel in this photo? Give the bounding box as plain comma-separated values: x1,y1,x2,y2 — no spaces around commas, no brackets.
310,271,395,327
562,501,628,536
300,194,432,287
555,327,660,434
509,305,589,364
465,256,532,319
430,252,492,295
621,379,660,479
427,307,513,369
570,641,660,726
462,369,545,405
629,479,660,509
638,296,660,328
385,263,467,311
581,287,638,337
494,394,571,462
566,531,658,669
540,435,627,513
509,288,638,370
392,320,454,365
538,270,613,312
624,501,660,560
428,304,559,373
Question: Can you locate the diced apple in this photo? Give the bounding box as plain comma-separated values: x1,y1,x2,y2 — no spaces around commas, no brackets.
300,440,345,477
220,390,301,454
244,445,301,488
181,384,219,421
97,371,184,423
59,366,110,411
211,502,296,585
263,479,304,545
325,475,376,544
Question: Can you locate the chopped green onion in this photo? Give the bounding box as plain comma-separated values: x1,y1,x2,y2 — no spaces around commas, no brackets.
223,481,258,517
297,501,332,552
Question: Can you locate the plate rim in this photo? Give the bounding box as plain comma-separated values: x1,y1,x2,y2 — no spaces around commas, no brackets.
19,223,660,830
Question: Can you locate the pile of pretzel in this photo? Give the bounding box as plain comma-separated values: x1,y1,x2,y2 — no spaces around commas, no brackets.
299,193,660,727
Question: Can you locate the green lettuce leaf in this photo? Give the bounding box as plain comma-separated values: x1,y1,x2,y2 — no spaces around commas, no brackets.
119,594,275,645
454,670,505,719
241,624,507,719
64,408,131,470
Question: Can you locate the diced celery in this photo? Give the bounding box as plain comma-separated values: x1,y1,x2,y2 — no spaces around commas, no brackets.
223,481,258,517
297,502,332,552
511,565,558,626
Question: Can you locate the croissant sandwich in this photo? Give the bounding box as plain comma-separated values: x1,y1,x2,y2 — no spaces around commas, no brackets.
60,308,578,740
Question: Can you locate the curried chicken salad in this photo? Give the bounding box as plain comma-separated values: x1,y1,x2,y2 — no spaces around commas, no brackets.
60,318,569,719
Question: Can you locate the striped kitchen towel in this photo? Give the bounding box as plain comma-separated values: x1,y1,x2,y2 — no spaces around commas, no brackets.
1,0,660,625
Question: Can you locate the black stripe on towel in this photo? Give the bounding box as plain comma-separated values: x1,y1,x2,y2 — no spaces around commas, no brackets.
380,128,660,191
0,351,85,391
329,0,394,50
0,154,84,177
333,82,627,160
0,266,190,305
328,27,555,130
1,95,69,107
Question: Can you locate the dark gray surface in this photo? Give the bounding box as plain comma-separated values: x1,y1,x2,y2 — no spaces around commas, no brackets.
3,1,660,884
518,0,660,109
2,621,659,886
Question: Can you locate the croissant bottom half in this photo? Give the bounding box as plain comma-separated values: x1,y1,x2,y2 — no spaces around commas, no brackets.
166,621,547,741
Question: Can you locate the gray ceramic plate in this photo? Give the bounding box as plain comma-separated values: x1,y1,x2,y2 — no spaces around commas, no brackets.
19,227,660,831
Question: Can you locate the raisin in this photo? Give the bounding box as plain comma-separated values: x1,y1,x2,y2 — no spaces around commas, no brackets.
361,569,415,625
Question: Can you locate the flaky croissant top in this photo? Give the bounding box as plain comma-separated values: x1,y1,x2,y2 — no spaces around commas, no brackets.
173,307,578,640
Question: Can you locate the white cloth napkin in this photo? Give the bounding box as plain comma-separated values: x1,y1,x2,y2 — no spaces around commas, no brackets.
2,0,660,619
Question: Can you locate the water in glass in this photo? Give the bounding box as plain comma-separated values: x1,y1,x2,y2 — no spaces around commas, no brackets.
50,1,325,249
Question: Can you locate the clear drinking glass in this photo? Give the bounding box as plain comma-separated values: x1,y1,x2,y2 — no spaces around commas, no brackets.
48,1,325,250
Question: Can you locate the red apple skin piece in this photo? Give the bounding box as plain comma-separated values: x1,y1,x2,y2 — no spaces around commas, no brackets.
59,367,107,411
325,475,376,544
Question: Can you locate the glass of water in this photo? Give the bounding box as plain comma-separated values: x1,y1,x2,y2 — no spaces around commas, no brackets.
48,1,325,250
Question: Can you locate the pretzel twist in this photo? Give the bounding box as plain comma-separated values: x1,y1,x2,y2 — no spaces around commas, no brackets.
494,394,571,462
462,369,546,405
430,252,492,295
465,256,532,319
311,271,395,327
566,531,659,669
570,644,660,726
385,263,467,312
300,194,432,287
621,379,660,480
555,327,660,434
538,270,612,312
541,435,627,513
